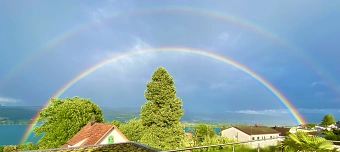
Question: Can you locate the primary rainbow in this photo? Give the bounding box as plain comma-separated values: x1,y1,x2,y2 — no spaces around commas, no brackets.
2,6,337,93
20,47,306,144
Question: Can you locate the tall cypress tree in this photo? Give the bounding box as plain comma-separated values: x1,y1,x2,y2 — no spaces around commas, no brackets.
139,67,185,150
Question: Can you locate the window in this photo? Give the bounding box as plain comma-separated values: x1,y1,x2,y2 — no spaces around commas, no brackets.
108,135,114,144
270,136,272,139
252,137,255,140
257,137,260,140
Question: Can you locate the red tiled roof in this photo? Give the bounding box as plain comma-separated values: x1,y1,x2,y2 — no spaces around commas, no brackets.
62,122,129,147
234,125,280,135
186,132,193,138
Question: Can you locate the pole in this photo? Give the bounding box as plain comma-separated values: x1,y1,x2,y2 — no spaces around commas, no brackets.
257,143,260,152
232,144,235,152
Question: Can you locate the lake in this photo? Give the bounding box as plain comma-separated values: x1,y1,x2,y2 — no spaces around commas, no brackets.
0,125,40,146
0,125,221,146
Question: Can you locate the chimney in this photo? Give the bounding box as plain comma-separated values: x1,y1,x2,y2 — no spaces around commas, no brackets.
90,116,95,126
255,124,258,127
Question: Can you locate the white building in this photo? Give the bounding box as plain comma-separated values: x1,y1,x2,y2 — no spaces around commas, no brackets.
221,125,281,148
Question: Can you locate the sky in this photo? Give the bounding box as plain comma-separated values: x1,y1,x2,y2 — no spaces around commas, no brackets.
0,0,340,119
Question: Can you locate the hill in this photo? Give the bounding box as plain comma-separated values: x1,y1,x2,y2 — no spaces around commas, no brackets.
0,106,40,124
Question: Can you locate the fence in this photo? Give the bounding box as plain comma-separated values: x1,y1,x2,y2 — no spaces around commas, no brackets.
162,138,283,152
21,139,340,152
162,139,340,152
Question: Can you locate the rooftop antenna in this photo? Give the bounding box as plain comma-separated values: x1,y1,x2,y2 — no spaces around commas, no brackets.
90,115,95,126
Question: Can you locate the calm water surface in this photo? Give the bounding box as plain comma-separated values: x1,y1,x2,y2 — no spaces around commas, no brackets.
0,125,40,146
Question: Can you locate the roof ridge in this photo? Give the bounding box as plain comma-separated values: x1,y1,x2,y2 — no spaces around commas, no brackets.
94,125,115,145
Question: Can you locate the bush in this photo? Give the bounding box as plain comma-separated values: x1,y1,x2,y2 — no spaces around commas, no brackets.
3,145,18,152
43,142,159,152
0,146,4,152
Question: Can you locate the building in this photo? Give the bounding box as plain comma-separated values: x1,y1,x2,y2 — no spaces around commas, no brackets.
270,126,291,137
221,124,281,148
60,121,129,148
186,132,193,139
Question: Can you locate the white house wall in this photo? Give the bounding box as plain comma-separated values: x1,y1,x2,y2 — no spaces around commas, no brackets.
98,128,128,144
248,134,280,148
221,127,249,142
68,138,87,147
221,127,280,148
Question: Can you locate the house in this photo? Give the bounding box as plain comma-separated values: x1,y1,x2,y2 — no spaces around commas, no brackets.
313,125,326,131
186,132,193,138
297,124,308,129
270,126,291,137
221,124,281,148
312,124,338,131
60,121,129,148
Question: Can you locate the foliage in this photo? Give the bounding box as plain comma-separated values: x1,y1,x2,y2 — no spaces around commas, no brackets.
325,129,340,142
139,67,186,150
2,145,18,152
321,114,336,126
0,146,3,152
120,118,143,142
18,142,38,150
43,142,159,152
193,123,217,145
285,131,292,136
306,123,317,129
282,131,335,151
106,119,121,128
33,96,104,149
219,124,228,135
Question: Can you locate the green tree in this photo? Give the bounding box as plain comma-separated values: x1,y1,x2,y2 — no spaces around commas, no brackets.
33,96,104,149
139,67,185,150
307,123,317,129
119,118,143,142
107,119,121,128
18,142,38,150
193,124,216,145
321,114,336,126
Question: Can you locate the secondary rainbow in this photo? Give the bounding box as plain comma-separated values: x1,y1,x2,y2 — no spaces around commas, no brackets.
2,6,337,93
20,47,306,144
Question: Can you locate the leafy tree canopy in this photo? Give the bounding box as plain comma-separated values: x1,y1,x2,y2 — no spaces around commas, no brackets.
139,67,185,150
321,114,336,126
106,119,121,128
119,118,143,142
33,96,104,149
194,124,217,144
